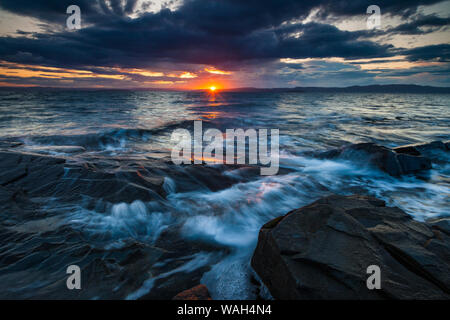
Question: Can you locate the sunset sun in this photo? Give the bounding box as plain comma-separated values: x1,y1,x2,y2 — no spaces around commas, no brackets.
209,86,217,92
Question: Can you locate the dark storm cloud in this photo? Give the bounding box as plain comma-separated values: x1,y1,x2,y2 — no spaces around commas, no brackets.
275,23,393,59
404,44,450,61
0,0,448,73
0,0,137,24
0,11,393,69
1,0,444,24
317,0,445,18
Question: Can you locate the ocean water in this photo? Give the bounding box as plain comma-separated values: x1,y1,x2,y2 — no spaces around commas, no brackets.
0,89,449,299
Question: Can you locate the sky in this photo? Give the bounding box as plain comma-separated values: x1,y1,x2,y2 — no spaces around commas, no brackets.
0,0,449,89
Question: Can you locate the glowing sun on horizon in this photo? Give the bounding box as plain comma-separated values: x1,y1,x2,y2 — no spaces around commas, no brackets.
209,86,217,92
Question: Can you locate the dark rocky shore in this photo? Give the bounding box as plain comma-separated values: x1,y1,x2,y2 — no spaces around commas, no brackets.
0,141,230,299
0,139,448,299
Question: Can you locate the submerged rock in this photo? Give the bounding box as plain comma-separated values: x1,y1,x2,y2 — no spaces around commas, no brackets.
251,194,450,300
318,142,432,176
393,140,449,159
173,284,212,300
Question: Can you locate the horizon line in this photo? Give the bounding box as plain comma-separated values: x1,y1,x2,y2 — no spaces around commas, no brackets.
1,83,450,91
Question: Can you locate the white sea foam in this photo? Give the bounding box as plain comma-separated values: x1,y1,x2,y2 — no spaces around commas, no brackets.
162,177,176,194
68,200,172,243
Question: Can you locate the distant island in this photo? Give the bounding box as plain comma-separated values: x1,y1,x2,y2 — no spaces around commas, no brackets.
223,84,450,94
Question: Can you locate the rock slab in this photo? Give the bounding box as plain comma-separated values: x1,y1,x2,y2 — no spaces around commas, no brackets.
251,194,450,299
0,149,165,204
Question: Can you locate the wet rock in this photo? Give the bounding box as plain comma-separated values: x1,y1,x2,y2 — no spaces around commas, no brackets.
58,165,166,203
394,140,448,155
0,150,165,204
393,146,421,156
0,150,65,167
317,143,431,176
251,194,450,300
0,186,13,202
168,164,243,193
0,165,27,186
428,218,450,236
396,153,432,174
173,284,212,300
0,151,66,192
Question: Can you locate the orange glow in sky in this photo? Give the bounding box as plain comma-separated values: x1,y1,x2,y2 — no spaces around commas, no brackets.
193,80,230,90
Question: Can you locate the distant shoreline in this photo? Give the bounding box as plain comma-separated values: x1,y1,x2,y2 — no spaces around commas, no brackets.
1,84,450,93
223,84,450,94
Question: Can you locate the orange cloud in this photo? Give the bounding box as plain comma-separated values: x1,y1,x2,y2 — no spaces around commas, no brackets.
145,80,187,85
0,61,126,80
147,80,174,85
179,72,197,78
204,67,233,75
167,72,197,78
0,67,126,80
121,68,164,77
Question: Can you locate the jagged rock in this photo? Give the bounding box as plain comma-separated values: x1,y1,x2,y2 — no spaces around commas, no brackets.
393,140,449,159
251,194,450,300
0,150,165,203
173,284,212,300
318,143,431,176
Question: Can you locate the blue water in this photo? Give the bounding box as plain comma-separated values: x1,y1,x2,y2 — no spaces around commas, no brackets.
0,89,449,299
